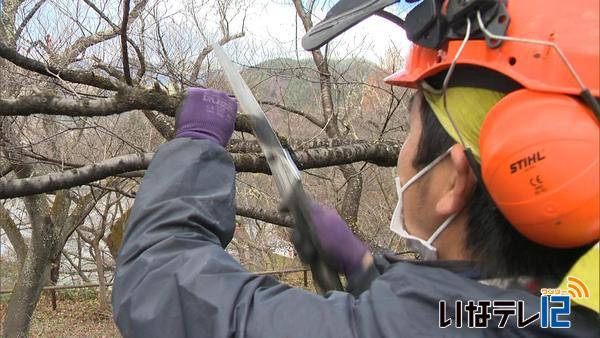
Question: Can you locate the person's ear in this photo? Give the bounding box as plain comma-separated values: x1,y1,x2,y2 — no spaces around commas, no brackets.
436,145,476,216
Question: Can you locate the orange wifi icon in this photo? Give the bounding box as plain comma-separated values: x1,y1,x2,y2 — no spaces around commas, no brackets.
566,276,590,299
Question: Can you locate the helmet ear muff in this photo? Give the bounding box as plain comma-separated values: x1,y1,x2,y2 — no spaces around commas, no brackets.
479,89,599,248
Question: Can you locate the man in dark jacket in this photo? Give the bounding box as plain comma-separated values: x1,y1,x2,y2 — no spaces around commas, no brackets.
112,87,597,337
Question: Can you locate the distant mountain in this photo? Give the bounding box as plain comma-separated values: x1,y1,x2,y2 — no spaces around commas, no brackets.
239,57,393,139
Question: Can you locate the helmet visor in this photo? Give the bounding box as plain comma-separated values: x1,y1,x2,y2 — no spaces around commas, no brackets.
302,0,422,51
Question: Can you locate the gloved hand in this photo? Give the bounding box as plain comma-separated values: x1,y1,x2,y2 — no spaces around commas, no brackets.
306,203,370,277
175,88,237,146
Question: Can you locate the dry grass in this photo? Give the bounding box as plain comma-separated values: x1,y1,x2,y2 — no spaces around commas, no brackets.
0,271,315,337
1,291,120,338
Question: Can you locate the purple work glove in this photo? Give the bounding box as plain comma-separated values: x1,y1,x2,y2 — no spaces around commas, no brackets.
175,88,237,146
308,204,369,277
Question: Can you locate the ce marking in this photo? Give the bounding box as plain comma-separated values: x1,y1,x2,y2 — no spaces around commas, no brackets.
529,175,543,188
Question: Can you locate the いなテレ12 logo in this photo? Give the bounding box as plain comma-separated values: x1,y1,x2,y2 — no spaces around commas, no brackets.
540,276,590,328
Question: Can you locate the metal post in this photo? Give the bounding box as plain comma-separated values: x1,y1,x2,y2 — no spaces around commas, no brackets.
303,270,308,288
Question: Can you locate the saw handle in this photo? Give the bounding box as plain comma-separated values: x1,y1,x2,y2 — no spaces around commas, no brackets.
287,182,344,293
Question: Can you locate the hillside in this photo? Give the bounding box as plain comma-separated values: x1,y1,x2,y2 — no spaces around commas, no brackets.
235,57,396,140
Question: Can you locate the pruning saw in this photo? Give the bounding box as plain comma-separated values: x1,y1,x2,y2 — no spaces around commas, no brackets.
212,43,343,293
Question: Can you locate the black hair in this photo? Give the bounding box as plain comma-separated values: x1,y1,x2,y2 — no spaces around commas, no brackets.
412,90,591,281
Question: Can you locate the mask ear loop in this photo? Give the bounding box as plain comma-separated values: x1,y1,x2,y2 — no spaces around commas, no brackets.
476,10,600,121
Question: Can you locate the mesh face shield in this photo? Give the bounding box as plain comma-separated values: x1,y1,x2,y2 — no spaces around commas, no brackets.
301,0,421,51
302,0,510,51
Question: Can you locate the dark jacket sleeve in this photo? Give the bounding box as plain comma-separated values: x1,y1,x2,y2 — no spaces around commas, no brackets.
112,138,595,338
112,139,375,338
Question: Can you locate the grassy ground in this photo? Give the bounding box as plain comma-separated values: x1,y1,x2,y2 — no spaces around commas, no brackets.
1,290,120,337
0,270,313,337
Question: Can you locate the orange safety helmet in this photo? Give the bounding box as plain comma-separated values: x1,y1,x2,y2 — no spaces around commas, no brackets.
303,0,599,248
384,0,599,97
385,0,599,248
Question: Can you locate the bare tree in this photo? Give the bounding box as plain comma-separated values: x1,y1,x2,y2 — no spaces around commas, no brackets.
0,1,407,335
76,190,127,312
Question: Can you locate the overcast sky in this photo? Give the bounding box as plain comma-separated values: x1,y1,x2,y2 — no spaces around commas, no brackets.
18,0,415,66
152,0,416,67
238,1,413,64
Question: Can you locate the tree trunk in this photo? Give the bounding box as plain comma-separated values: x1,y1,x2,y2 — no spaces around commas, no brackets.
2,234,53,337
49,254,61,311
291,1,365,231
2,167,57,337
339,165,363,232
92,240,109,312
0,0,19,47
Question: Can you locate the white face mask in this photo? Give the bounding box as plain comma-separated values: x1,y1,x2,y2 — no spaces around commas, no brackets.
390,148,457,260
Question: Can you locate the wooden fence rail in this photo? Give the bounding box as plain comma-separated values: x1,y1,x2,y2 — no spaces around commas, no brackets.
0,268,310,294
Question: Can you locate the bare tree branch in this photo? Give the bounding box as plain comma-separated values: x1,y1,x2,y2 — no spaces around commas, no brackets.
292,0,338,137
0,152,151,199
0,141,399,198
260,100,325,128
236,205,293,228
14,0,47,42
0,93,279,145
1,163,13,177
227,138,376,153
83,0,146,80
338,164,363,228
88,182,135,198
120,0,133,85
61,190,106,244
143,110,175,139
0,89,178,116
91,56,125,81
61,0,147,63
0,41,119,90
293,0,364,228
61,249,91,283
0,204,27,263
190,32,245,83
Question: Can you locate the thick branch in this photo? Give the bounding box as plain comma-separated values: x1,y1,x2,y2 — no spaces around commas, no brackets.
0,0,20,46
0,153,153,199
0,204,27,264
143,110,175,139
0,141,399,198
227,138,374,153
236,205,293,228
0,89,178,116
62,30,120,63
0,41,119,90
0,92,258,137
